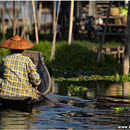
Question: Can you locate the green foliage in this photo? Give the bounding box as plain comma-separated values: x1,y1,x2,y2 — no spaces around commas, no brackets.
28,40,123,77
74,40,123,48
56,74,130,82
56,80,114,97
39,33,53,41
56,74,120,82
49,42,122,77
114,107,124,113
69,84,88,92
120,5,128,16
68,84,88,96
30,41,51,63
0,48,10,62
0,39,123,78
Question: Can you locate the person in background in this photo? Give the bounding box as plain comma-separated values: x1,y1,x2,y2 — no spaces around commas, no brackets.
0,35,41,100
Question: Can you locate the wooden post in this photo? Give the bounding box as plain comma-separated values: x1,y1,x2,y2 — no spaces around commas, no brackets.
68,0,74,45
88,1,96,17
125,0,129,5
97,2,112,62
21,3,25,37
27,34,29,41
117,46,120,63
122,82,130,98
21,1,28,39
123,1,130,75
122,46,125,59
16,1,20,35
123,56,129,75
2,1,5,38
106,47,110,54
38,2,42,30
13,1,16,36
53,1,56,34
76,1,80,17
32,0,39,44
50,1,61,61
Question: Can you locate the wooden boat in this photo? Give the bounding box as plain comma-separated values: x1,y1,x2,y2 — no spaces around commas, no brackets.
0,50,51,106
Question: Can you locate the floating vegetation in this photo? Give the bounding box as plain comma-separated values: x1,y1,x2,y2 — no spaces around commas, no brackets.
68,84,88,96
114,107,125,113
56,73,130,82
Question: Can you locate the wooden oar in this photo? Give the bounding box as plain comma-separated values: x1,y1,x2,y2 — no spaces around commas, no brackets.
37,91,69,107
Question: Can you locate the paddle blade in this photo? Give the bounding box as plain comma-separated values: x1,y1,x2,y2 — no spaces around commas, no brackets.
54,102,69,107
37,91,69,107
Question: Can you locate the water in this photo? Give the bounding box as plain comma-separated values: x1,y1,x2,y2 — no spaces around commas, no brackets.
0,80,130,129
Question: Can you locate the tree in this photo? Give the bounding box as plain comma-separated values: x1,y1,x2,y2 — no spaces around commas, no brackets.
123,2,130,75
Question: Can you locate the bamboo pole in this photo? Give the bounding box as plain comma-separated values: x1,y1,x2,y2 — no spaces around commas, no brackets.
50,1,61,61
32,0,39,44
5,2,13,28
97,2,112,62
68,0,74,45
13,1,16,36
38,2,42,30
2,1,5,38
117,46,120,63
16,1,20,35
88,1,96,17
21,3,25,38
53,1,56,33
21,0,28,39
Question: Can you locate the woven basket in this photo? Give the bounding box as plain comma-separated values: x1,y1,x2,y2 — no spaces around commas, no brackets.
110,8,119,16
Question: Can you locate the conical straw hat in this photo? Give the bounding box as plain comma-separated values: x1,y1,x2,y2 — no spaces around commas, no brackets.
0,35,34,49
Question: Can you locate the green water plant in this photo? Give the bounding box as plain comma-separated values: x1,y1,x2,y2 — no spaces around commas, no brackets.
114,107,125,114
120,5,128,16
56,74,130,82
68,84,88,96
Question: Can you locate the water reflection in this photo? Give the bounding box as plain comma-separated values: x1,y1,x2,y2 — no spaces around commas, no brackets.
103,81,130,103
56,80,130,103
122,82,130,97
0,107,38,129
55,80,130,128
1,80,130,129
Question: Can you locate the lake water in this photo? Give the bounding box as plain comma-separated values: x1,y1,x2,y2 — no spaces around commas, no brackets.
0,80,130,129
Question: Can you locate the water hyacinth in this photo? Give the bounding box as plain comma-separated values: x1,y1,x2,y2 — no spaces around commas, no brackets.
68,84,88,96
56,74,130,82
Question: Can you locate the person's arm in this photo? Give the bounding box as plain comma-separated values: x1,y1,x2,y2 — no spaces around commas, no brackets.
27,58,41,86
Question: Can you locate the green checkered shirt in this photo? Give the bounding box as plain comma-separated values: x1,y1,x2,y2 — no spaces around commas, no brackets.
0,53,41,99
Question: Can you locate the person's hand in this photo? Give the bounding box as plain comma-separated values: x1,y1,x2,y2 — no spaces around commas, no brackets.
35,86,38,90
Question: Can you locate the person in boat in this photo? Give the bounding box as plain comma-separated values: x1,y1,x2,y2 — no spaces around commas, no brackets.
0,35,41,100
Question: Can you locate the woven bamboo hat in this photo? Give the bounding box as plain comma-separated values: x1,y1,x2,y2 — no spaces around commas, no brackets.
0,35,34,49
